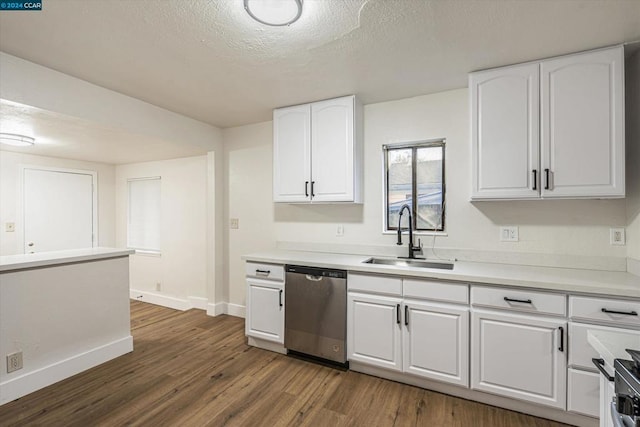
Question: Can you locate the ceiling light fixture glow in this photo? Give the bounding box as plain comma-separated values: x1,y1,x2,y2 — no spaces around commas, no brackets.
0,132,35,147
244,0,303,26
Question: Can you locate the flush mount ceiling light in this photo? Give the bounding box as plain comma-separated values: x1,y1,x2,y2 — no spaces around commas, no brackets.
0,132,35,147
244,0,303,26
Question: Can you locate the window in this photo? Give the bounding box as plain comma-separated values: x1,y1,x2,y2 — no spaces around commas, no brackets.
127,177,161,253
384,140,445,232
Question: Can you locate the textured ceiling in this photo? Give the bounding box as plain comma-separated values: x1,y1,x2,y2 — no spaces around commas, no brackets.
1,0,640,129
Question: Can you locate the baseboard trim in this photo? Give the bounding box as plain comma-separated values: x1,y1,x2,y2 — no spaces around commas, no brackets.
130,289,210,311
227,303,246,318
0,336,133,406
129,290,245,318
247,336,286,354
188,296,208,310
205,302,246,318
349,362,597,427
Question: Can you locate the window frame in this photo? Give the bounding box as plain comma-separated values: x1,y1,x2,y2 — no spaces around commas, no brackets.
383,139,446,234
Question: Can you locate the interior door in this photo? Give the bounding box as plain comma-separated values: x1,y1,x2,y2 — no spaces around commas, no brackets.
23,168,95,253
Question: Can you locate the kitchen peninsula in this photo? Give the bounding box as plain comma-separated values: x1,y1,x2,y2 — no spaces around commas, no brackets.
0,248,134,405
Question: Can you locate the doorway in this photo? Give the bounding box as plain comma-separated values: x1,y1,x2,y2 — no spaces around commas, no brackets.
22,166,97,254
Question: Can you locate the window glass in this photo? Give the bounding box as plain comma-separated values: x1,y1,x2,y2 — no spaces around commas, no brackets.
385,141,445,232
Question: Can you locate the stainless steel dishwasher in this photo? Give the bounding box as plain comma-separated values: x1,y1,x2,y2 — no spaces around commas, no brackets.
284,265,347,365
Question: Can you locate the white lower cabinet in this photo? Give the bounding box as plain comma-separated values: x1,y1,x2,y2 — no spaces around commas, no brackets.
567,368,600,418
471,309,567,409
245,278,284,344
347,274,469,388
403,300,469,386
347,292,402,371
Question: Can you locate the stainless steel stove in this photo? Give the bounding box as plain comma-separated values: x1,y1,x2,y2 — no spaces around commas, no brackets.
613,349,640,427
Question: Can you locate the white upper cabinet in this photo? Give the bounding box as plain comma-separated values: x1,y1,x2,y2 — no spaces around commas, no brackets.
470,45,624,200
273,95,363,203
541,47,625,198
471,63,540,199
273,104,311,202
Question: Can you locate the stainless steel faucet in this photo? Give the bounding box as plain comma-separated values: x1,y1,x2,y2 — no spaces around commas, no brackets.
396,204,424,259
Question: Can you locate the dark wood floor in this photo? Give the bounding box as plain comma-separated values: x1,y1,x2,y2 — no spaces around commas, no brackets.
0,301,569,426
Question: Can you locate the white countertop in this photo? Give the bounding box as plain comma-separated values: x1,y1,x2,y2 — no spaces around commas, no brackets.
243,249,640,298
0,247,135,272
588,329,640,368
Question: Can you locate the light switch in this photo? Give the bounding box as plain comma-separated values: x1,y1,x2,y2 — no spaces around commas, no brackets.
230,218,239,229
5,222,15,232
499,226,519,242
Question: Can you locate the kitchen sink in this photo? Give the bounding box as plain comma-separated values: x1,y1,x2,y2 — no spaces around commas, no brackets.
363,257,454,270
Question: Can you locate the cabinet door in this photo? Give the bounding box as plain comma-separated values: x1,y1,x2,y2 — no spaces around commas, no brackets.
273,104,311,202
541,46,624,198
347,292,402,371
471,310,567,409
311,96,355,202
245,279,284,344
403,300,469,387
568,368,599,418
470,63,540,200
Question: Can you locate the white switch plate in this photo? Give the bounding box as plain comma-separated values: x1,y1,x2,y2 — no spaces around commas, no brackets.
5,222,15,232
230,218,239,229
336,225,344,237
610,228,626,245
499,226,519,242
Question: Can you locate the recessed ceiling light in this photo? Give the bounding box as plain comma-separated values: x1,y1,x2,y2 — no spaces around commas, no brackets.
244,0,303,27
0,132,35,147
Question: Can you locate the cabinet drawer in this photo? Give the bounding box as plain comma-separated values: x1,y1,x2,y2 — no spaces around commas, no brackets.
471,286,566,316
245,262,284,281
570,296,640,327
404,279,468,304
348,273,402,296
567,368,599,418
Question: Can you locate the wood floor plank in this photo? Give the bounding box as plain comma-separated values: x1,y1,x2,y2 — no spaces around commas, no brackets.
0,301,571,427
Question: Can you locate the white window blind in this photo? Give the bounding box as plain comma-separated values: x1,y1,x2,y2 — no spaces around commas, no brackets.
127,177,161,253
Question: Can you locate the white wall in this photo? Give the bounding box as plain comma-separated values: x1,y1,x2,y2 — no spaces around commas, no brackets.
223,122,278,306
0,256,132,405
0,150,115,256
225,88,629,308
115,156,208,302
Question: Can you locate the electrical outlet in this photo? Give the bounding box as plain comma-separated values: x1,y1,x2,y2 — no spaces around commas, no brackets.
230,218,239,229
610,228,626,245
336,225,344,237
499,226,519,242
7,351,22,373
155,282,161,292
5,222,15,232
